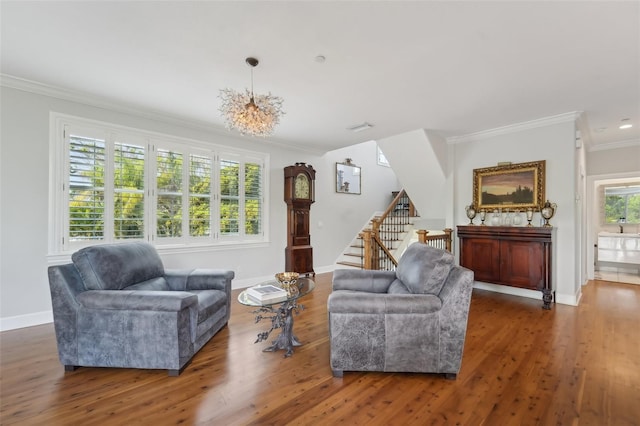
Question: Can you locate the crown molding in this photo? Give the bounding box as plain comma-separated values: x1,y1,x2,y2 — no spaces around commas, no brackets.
0,74,222,132
588,138,640,152
446,111,583,145
0,74,325,155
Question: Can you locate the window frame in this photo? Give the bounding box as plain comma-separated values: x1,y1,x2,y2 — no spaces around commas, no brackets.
603,184,640,225
49,113,270,256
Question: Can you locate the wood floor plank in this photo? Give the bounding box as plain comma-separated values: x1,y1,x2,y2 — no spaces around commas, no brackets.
2,274,639,425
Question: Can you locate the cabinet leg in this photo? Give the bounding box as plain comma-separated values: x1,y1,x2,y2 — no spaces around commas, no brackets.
542,288,553,310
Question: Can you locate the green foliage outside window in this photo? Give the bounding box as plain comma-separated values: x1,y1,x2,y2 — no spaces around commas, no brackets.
157,150,183,238
69,136,105,241
114,143,145,239
189,154,212,237
245,163,262,235
67,131,264,244
604,186,640,224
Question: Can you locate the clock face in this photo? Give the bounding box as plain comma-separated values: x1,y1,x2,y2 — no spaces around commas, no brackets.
294,173,310,199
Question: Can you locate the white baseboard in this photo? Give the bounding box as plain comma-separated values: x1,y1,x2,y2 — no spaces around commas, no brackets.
1,310,53,332
473,281,580,306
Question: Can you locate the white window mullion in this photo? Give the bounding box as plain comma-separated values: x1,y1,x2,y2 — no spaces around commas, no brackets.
182,148,191,240
59,124,72,251
238,162,246,238
212,153,221,241
103,133,115,242
147,142,157,242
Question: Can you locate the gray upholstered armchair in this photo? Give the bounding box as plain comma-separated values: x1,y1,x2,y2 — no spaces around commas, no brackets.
328,243,473,379
48,242,234,375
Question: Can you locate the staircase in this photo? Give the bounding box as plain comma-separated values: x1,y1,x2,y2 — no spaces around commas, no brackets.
335,222,417,270
335,191,417,270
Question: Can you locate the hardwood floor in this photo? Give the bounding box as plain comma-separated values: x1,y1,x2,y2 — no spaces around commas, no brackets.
1,273,639,425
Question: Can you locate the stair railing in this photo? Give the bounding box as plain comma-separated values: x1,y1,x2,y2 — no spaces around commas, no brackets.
370,190,415,252
360,228,398,270
361,227,454,270
416,229,453,252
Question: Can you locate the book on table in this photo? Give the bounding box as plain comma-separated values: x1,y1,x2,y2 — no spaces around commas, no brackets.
246,284,288,303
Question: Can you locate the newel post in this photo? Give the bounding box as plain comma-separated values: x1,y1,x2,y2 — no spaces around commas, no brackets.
360,229,375,270
444,228,453,252
417,229,428,244
370,216,382,239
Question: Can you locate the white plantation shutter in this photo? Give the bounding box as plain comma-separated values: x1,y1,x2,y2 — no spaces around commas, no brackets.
53,115,267,252
189,154,212,237
156,148,183,238
219,159,240,235
244,162,262,236
68,133,106,242
114,141,145,239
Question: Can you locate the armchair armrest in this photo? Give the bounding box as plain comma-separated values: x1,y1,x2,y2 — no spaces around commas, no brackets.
332,269,396,293
76,290,198,311
165,269,234,292
328,291,442,314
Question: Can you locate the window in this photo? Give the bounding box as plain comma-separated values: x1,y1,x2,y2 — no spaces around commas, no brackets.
604,185,640,224
377,145,390,167
52,115,268,253
68,133,106,241
156,148,184,239
220,158,240,234
218,155,263,237
189,154,212,237
114,141,145,239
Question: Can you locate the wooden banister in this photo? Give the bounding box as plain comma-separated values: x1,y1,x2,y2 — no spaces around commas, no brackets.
358,189,453,271
417,228,453,252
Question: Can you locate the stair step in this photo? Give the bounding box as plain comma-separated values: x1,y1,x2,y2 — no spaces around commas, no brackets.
344,253,363,258
336,261,363,268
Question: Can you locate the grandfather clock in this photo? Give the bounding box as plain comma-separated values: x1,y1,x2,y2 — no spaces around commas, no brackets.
284,163,316,276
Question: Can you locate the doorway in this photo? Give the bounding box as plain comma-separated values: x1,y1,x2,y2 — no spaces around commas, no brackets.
589,174,640,286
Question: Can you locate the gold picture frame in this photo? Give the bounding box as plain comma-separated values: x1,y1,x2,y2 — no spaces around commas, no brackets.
473,160,545,210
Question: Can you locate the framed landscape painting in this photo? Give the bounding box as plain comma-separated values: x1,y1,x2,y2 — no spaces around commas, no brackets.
473,160,545,210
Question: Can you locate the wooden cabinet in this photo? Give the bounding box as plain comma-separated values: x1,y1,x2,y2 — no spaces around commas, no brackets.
457,226,553,309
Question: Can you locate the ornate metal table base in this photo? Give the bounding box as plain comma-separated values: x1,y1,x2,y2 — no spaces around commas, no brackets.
254,300,304,357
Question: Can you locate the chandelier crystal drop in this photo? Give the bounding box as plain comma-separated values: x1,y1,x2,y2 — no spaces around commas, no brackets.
218,57,285,137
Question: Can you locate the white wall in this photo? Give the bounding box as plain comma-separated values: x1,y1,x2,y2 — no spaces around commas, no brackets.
587,144,640,176
450,116,580,305
320,142,401,264
377,129,448,222
0,86,397,329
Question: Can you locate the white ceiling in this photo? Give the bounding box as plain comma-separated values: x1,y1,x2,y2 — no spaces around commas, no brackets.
1,1,639,153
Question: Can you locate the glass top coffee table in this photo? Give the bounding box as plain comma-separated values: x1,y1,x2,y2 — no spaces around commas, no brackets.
238,277,315,357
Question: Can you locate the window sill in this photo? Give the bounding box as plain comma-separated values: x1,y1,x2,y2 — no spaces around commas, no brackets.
47,240,270,265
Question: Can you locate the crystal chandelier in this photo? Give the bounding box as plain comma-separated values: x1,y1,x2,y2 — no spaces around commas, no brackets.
219,57,285,137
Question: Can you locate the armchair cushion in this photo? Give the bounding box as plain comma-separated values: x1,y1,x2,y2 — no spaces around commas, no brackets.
190,290,228,324
76,290,197,311
72,242,164,290
125,277,171,291
388,279,411,294
396,243,454,295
